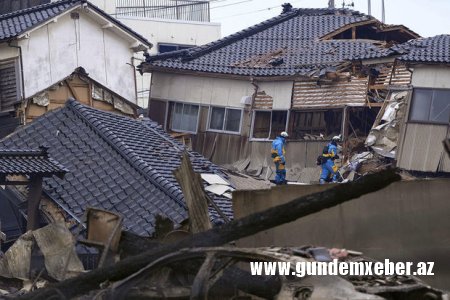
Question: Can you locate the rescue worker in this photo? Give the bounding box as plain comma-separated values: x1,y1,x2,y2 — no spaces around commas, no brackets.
271,131,288,185
319,135,341,184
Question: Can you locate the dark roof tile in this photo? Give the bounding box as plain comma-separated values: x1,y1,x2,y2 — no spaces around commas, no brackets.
0,0,151,46
143,8,417,77
357,35,450,64
0,100,232,235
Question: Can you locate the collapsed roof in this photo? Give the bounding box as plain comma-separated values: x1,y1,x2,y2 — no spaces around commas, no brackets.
141,7,419,77
0,99,232,235
357,34,450,64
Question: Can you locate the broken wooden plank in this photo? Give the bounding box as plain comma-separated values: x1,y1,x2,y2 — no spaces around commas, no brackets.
444,139,450,158
18,169,401,300
173,152,212,234
27,176,43,231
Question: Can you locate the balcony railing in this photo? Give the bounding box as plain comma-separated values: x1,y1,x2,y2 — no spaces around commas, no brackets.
115,0,210,22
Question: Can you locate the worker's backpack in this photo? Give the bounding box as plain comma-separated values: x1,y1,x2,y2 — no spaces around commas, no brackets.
316,155,325,165
316,145,329,165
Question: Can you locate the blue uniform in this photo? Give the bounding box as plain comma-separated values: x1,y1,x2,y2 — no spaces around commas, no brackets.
320,142,338,184
271,136,286,184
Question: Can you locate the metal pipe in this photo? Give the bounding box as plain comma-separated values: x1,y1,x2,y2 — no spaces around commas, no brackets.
368,0,371,15
382,0,385,23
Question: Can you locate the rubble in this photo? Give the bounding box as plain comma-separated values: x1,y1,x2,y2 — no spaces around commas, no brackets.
0,223,84,282
14,170,401,299
366,91,409,158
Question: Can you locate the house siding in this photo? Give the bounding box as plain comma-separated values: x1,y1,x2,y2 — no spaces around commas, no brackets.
17,10,138,103
150,72,336,168
396,66,450,172
151,72,253,107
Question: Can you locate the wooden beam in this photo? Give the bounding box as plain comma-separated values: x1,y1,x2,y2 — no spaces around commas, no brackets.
19,169,401,300
352,27,356,39
444,139,450,158
173,152,212,233
320,20,378,40
64,80,81,102
27,176,43,231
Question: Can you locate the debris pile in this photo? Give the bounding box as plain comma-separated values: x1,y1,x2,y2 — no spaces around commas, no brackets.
366,91,408,158
0,223,84,297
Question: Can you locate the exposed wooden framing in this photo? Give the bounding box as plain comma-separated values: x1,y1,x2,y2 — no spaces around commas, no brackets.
88,82,93,107
342,106,349,157
369,84,389,90
352,26,356,39
27,176,43,231
64,79,81,101
320,19,378,40
388,60,397,85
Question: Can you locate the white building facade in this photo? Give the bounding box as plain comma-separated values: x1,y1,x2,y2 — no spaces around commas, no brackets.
0,0,151,113
85,0,221,107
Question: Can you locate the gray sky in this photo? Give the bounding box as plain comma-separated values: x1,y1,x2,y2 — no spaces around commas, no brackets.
210,0,450,38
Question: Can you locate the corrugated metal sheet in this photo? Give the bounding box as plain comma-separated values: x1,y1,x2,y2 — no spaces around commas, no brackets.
374,64,412,87
397,123,449,172
253,91,273,109
0,61,19,112
292,77,368,108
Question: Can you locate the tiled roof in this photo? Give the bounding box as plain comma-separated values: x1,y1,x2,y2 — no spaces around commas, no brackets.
357,35,450,64
0,99,232,235
143,8,391,77
0,0,151,45
0,147,68,177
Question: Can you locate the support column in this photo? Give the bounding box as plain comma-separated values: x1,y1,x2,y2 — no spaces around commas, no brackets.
27,176,43,231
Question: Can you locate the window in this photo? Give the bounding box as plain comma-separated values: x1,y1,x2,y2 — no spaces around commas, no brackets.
158,43,194,54
410,88,450,124
252,111,288,139
0,60,20,112
288,110,342,140
170,102,199,133
208,107,242,133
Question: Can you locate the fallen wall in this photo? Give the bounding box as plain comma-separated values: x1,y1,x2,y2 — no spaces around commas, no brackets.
233,179,450,290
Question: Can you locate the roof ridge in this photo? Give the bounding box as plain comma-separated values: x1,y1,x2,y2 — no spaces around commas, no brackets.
0,0,78,21
146,7,369,63
147,8,300,62
65,99,188,209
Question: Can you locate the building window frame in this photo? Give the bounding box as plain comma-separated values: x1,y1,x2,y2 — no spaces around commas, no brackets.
408,87,450,125
157,43,194,54
206,106,243,135
168,101,200,134
288,109,343,140
250,110,289,141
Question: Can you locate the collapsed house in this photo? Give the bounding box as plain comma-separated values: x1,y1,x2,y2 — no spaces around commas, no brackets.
0,0,151,138
0,99,233,238
354,35,450,173
140,6,419,180
0,147,68,250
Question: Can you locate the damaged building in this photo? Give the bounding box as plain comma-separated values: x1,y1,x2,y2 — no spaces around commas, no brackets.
0,99,233,239
0,0,151,138
140,6,419,180
355,34,450,173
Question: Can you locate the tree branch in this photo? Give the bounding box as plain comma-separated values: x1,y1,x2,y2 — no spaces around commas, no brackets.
17,169,401,300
